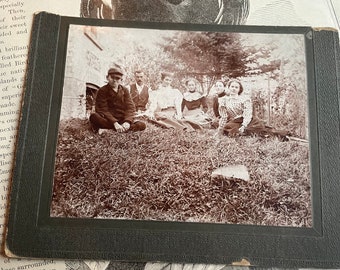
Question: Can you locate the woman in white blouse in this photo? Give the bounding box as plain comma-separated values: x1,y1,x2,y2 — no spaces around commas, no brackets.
217,78,289,140
146,72,194,130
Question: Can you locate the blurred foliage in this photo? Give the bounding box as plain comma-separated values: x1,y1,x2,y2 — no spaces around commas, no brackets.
161,31,247,77
242,34,308,138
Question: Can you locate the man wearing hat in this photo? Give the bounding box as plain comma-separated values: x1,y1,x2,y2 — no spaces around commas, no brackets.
89,67,146,133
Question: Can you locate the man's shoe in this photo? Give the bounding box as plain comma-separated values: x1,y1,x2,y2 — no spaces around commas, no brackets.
98,129,107,135
130,121,146,131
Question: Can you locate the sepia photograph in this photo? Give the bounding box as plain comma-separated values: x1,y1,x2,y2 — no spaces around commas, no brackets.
50,24,312,228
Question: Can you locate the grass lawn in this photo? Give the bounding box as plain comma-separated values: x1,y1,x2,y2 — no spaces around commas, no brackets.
50,118,312,227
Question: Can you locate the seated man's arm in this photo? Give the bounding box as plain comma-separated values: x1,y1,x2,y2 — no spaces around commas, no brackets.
95,88,118,126
123,87,136,123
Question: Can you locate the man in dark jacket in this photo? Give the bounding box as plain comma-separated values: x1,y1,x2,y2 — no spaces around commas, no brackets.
128,70,151,113
89,67,146,133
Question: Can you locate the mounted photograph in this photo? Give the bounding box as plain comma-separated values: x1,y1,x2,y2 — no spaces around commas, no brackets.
6,12,340,265
50,23,312,228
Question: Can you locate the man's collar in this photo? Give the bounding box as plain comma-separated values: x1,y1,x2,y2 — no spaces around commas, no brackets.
109,84,123,92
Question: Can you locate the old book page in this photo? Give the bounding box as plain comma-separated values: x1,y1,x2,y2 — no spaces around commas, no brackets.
329,0,340,31
247,0,337,27
0,0,338,269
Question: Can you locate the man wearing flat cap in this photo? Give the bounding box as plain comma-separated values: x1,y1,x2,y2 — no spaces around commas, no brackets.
89,67,146,133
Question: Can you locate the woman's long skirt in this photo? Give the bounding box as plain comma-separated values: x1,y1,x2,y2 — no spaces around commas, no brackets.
223,116,289,139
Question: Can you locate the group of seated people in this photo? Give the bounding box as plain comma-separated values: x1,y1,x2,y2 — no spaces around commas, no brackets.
89,67,289,140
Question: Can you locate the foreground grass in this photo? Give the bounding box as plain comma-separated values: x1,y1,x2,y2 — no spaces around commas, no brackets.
50,118,312,227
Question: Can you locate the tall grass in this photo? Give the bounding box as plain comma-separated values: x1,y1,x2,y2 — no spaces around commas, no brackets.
51,118,311,227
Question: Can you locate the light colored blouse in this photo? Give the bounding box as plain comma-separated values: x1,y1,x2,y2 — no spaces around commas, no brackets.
148,85,183,117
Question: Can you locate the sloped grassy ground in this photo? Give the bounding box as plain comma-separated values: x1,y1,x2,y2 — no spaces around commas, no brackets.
50,118,312,227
